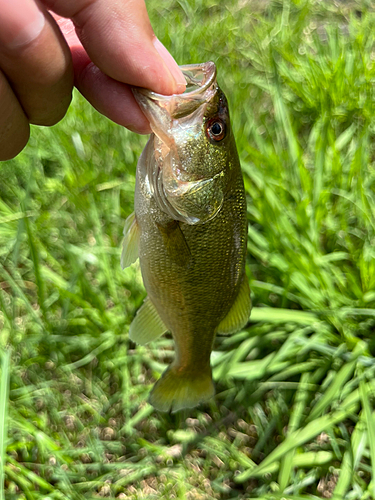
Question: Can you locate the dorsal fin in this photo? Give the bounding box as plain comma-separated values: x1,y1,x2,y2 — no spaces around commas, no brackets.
217,277,251,334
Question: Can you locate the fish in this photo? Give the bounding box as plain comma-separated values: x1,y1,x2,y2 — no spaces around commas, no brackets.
121,62,251,412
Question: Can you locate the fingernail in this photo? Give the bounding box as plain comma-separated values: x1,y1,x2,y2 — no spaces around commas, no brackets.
153,38,186,94
0,0,45,49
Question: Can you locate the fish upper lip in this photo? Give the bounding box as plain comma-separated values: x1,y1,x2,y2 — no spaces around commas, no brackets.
133,62,217,120
138,62,217,101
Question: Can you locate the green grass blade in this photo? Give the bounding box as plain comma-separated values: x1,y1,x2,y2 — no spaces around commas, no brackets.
24,213,46,319
332,411,366,499
279,372,311,491
0,349,10,500
359,379,375,498
308,341,367,420
250,308,318,324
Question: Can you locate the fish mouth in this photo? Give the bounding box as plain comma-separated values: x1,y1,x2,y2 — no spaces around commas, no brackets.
133,62,223,226
133,62,217,123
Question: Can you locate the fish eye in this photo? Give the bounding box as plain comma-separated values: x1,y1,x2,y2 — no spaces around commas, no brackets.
206,118,226,142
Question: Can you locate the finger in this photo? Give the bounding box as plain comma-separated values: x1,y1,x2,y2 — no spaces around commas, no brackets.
0,0,73,126
55,16,150,134
77,61,151,134
42,0,186,95
0,70,29,161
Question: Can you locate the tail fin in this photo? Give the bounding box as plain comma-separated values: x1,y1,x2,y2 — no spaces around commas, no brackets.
149,363,215,412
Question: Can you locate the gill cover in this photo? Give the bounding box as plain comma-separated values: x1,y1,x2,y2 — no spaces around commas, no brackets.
133,62,224,225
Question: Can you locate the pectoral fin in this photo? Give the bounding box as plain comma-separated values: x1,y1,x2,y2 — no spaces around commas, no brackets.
121,212,140,269
217,277,252,334
156,220,192,268
129,297,168,345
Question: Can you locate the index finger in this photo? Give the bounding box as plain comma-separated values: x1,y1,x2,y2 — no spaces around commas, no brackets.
41,0,186,95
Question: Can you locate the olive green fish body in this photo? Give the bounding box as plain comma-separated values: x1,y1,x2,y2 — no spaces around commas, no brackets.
136,137,246,358
122,63,251,412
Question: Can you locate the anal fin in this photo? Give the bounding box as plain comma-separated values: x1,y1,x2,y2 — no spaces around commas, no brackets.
129,297,168,345
121,212,140,269
217,277,252,334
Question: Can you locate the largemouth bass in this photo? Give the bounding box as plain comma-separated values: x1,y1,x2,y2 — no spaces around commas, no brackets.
122,62,251,412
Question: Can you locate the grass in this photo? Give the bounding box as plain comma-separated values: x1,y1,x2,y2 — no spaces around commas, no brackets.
2,0,375,498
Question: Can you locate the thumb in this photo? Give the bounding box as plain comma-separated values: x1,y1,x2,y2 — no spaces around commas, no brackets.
41,0,186,95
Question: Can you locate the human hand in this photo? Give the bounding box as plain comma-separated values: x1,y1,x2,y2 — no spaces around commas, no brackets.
0,0,186,161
